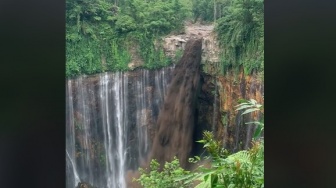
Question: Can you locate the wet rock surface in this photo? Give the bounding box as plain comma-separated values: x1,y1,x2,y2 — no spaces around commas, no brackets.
66,67,174,187
76,182,97,188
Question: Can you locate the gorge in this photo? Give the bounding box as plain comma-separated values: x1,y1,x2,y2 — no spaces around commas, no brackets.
66,26,263,188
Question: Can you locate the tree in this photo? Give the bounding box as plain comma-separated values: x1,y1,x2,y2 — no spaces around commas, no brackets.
216,0,264,74
66,0,192,77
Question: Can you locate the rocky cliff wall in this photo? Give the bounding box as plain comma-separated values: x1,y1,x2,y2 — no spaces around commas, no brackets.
161,24,264,152
66,66,175,187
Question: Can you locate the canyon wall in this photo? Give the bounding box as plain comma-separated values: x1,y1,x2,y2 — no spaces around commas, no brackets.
66,24,264,188
162,24,264,152
66,67,174,188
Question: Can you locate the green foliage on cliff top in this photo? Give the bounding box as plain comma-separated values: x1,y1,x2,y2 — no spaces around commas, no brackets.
66,0,189,78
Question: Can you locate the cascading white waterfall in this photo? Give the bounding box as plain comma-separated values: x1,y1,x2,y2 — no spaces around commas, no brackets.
112,72,127,188
99,72,128,188
66,67,174,188
67,150,81,184
154,66,174,109
78,76,95,184
66,80,80,187
135,69,150,162
100,73,114,187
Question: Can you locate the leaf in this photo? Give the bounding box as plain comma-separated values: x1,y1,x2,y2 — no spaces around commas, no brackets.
256,104,262,108
203,143,210,148
241,108,260,115
228,184,236,188
253,125,263,139
235,104,253,111
204,174,209,182
245,121,264,126
250,99,257,105
174,173,194,182
93,16,101,21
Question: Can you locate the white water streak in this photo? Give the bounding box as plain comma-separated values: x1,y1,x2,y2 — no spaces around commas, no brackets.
66,67,174,188
67,150,81,185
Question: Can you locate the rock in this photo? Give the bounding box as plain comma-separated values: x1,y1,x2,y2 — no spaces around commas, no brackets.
76,182,96,188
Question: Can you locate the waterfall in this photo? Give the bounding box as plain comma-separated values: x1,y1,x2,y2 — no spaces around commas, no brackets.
150,39,202,168
99,72,127,188
66,67,174,188
67,150,81,185
135,70,149,162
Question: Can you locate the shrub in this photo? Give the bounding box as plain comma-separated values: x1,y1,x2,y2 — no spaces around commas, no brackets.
136,157,191,188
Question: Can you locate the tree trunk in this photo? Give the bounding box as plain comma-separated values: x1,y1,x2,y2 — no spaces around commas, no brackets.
214,0,217,22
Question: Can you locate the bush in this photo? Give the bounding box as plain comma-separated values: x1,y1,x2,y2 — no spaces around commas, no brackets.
182,133,264,188
136,157,191,188
115,15,136,33
137,98,264,188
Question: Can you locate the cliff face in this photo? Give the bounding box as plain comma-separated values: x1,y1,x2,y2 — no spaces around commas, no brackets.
162,23,264,152
215,69,264,151
66,67,175,188
66,24,263,187
162,23,220,65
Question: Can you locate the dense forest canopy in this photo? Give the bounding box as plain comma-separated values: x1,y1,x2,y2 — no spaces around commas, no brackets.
66,0,264,77
66,0,190,77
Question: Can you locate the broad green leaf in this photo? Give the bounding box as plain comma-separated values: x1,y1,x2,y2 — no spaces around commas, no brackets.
235,104,254,111
245,121,264,126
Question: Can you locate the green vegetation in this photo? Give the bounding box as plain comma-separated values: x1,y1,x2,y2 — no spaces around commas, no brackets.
136,157,191,188
216,0,264,74
136,98,264,188
191,0,264,75
191,0,230,23
191,0,215,22
66,0,190,77
183,134,264,188
66,0,264,77
235,98,264,139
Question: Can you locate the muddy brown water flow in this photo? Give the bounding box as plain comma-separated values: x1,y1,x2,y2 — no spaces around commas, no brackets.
150,38,203,169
